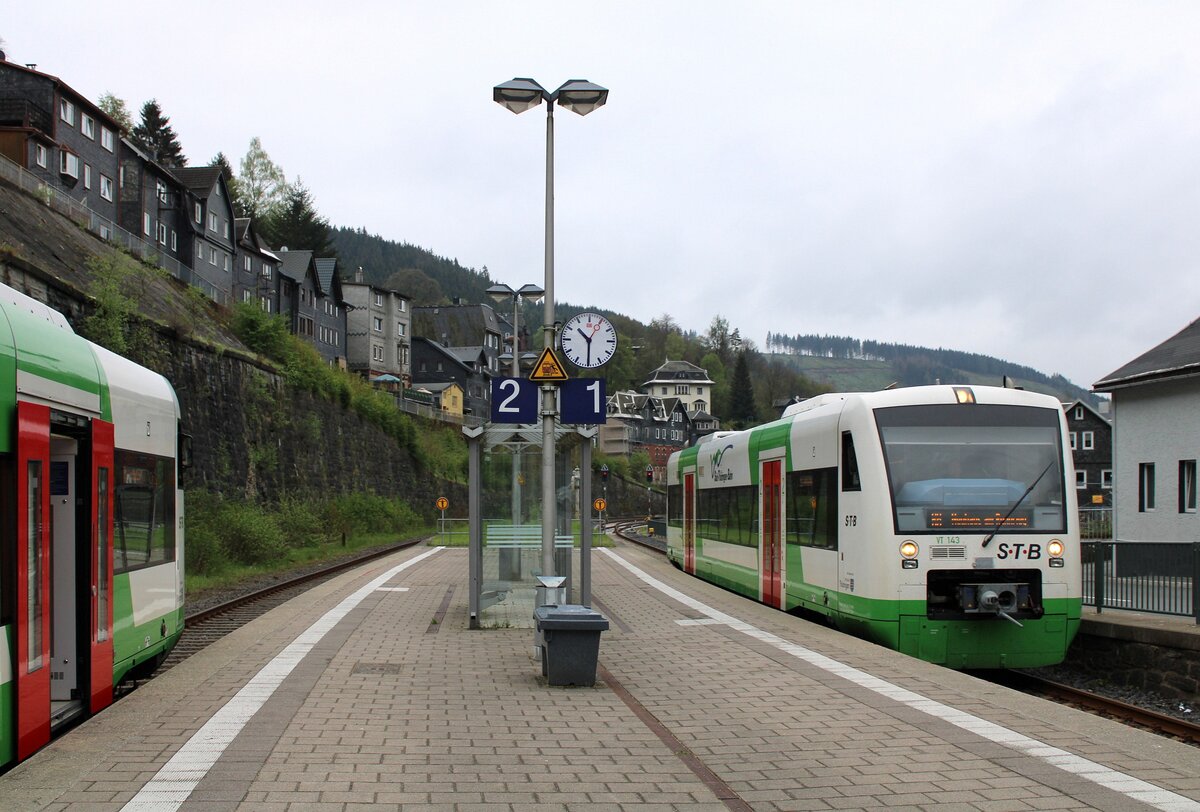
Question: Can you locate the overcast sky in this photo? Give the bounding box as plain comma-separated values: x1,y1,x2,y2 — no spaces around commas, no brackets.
5,3,1200,388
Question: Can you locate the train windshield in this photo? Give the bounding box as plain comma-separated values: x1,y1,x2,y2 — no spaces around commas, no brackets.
875,404,1065,534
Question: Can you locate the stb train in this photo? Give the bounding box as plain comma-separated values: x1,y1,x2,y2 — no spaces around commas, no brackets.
666,384,1081,669
0,282,185,769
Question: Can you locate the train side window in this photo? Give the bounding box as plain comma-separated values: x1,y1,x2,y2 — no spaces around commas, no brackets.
841,431,861,491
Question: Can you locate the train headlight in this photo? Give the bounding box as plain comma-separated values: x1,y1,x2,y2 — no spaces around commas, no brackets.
900,540,919,558
1048,539,1064,558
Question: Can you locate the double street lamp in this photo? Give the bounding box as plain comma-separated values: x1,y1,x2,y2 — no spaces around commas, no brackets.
493,78,608,578
487,281,544,525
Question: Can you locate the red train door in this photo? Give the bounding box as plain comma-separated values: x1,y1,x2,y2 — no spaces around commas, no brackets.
90,419,115,712
15,401,51,760
761,459,783,608
683,473,695,573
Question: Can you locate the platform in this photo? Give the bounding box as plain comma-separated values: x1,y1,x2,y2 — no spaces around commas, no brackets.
4,538,1200,811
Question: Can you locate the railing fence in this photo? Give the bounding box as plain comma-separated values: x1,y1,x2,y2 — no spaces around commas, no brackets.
1082,540,1199,623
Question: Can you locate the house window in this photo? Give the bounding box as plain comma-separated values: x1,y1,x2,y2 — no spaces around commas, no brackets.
1075,470,1087,489
260,297,272,313
397,322,406,336
143,212,152,236
171,231,177,251
101,127,114,152
223,254,230,272
209,246,217,265
244,255,252,271
1179,460,1197,513
197,244,204,259
59,151,80,178
661,387,667,396
697,386,704,395
84,164,92,189
242,290,252,303
374,292,383,306
1074,406,1083,420
208,212,218,232
1101,469,1112,489
194,202,203,223
60,99,75,125
35,144,48,168
223,221,230,239
676,385,690,395
398,300,406,312
99,174,113,201
157,182,169,204
157,223,167,245
1082,431,1094,451
1139,463,1156,512
262,265,273,278
1069,432,1076,450
372,345,384,361
373,317,383,332
82,114,95,139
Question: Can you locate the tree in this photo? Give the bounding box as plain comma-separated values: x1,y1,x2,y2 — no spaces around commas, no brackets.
132,99,187,167
261,179,335,255
97,92,133,133
237,137,287,220
384,268,443,305
728,351,758,429
209,153,244,214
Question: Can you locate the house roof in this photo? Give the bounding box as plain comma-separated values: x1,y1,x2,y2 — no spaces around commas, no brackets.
0,60,122,130
1062,399,1111,425
1093,316,1200,391
642,358,714,386
173,166,224,196
277,249,315,284
314,257,338,294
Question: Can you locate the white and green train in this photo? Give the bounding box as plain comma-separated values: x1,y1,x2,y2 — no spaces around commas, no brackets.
0,282,185,768
666,385,1081,669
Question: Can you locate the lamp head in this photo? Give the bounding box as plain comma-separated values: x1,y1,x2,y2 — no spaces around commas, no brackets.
493,78,547,114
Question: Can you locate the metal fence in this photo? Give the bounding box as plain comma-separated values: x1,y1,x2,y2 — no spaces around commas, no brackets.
0,153,228,305
1078,507,1112,540
1081,540,1199,623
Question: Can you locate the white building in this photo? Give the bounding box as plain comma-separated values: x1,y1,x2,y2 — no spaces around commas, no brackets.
1093,316,1200,542
640,359,715,415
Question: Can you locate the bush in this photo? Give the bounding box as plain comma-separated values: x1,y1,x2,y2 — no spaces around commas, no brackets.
214,499,287,565
276,496,328,548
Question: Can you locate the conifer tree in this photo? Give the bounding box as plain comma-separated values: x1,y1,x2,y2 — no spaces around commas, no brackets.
261,179,335,256
132,99,187,167
728,351,758,429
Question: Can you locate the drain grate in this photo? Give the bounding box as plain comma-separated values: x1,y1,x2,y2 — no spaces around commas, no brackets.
352,662,403,675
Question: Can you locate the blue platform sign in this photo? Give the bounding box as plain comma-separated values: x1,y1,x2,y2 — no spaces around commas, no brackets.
491,377,538,424
561,378,606,425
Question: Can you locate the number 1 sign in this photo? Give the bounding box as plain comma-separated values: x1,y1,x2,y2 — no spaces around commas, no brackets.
560,378,606,425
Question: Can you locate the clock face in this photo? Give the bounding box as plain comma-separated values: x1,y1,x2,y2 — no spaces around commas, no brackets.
560,312,617,369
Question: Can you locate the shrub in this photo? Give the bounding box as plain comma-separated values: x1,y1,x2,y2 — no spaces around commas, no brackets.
276,496,328,548
214,499,287,565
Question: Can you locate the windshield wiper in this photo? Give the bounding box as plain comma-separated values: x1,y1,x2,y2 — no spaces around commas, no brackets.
981,459,1056,548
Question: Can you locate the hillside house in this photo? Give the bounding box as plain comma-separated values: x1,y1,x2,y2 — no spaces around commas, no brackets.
411,337,491,418
0,58,121,225
1062,399,1112,508
413,302,504,376
116,139,190,271
601,390,693,479
174,166,236,302
1093,317,1200,542
234,218,280,313
342,267,412,383
641,359,715,415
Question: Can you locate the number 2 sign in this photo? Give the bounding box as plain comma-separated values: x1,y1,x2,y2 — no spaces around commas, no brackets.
490,377,538,424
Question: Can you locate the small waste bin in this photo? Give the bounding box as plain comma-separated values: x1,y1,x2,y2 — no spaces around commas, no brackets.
533,604,609,687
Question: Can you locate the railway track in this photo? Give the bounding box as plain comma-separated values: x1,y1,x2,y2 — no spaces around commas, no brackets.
610,520,1200,746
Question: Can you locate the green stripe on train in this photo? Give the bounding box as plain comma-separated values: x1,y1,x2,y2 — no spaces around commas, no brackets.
111,574,184,684
0,624,12,766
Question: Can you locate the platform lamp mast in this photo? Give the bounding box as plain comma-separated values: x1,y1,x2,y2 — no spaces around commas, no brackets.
493,77,609,578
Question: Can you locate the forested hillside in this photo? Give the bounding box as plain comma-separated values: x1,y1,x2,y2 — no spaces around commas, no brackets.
332,226,492,305
767,332,1096,404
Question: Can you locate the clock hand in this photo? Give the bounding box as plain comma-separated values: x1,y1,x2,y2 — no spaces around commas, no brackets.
577,328,592,343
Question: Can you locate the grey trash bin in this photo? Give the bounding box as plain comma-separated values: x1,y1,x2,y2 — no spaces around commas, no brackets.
533,604,609,686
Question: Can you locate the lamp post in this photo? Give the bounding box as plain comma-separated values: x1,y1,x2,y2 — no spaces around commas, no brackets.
494,77,608,578
487,281,544,526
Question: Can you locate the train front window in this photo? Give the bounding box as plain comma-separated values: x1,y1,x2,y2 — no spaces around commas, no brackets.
876,404,1065,534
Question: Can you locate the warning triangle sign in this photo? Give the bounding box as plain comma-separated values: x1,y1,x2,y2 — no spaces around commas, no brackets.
529,347,569,382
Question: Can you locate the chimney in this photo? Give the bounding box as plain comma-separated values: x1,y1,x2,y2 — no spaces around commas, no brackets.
355,266,364,283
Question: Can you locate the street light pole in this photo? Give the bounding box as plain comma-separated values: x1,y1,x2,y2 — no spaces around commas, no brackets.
494,77,608,579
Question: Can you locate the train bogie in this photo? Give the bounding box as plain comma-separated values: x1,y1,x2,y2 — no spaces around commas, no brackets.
667,385,1081,670
0,283,184,769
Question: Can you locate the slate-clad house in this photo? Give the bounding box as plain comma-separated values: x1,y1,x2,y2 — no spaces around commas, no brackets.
233,218,280,313
342,268,411,382
1062,399,1112,508
1094,317,1200,542
313,257,347,367
0,56,121,225
116,139,189,268
277,248,321,345
413,302,505,376
601,391,693,478
174,166,236,302
411,337,491,418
